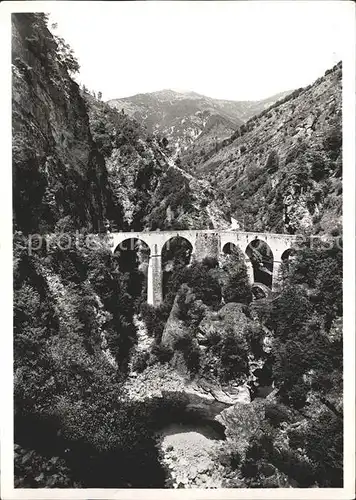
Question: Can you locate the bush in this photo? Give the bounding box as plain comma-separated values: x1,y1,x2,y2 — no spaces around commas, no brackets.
219,328,249,382
131,350,149,373
140,303,169,343
174,333,200,374
265,150,279,173
184,261,222,307
304,411,343,487
265,403,290,427
247,166,262,182
310,154,328,181
222,253,253,305
323,126,342,159
244,323,265,358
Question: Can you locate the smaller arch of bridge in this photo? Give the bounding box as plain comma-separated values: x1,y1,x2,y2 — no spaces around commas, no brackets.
161,236,194,300
252,282,273,300
279,248,296,278
281,248,295,262
110,230,198,257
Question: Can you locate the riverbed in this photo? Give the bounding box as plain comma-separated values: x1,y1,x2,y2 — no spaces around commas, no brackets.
159,422,226,488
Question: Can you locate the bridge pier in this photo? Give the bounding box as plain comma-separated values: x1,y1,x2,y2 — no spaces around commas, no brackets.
245,258,254,285
147,253,163,306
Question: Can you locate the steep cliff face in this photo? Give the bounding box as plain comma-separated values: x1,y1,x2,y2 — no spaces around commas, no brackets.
85,92,232,231
12,13,111,234
12,13,229,236
186,63,342,235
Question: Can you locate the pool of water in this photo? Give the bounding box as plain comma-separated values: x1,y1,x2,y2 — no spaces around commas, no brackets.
160,420,225,441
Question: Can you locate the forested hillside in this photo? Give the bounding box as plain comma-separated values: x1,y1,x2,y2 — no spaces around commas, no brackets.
12,12,343,491
182,64,342,235
13,13,159,487
84,92,231,231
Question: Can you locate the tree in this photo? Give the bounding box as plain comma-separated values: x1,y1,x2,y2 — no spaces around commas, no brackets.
310,153,327,181
323,126,342,159
265,150,279,173
304,411,343,487
185,261,222,307
53,35,80,74
222,250,252,304
219,328,249,381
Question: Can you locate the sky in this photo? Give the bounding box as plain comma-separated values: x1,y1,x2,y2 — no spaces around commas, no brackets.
46,1,349,102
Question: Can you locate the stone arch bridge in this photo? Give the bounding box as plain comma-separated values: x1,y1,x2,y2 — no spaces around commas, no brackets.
109,230,296,306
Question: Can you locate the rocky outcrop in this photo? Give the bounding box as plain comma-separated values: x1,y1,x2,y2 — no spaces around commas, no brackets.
162,299,250,351
124,362,264,488
160,296,187,349
160,426,226,489
216,399,265,446
198,302,250,342
124,364,250,420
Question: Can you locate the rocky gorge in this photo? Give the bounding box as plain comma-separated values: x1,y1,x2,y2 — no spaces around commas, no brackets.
122,296,288,488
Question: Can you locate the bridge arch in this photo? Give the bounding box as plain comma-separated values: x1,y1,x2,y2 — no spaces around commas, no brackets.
162,236,193,266
278,247,296,281
113,237,150,255
245,238,274,289
108,230,297,303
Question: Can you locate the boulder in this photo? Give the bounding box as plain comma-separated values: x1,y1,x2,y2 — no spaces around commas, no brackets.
198,302,250,346
215,399,265,453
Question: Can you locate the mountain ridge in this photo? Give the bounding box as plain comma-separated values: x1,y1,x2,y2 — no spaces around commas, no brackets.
107,88,291,157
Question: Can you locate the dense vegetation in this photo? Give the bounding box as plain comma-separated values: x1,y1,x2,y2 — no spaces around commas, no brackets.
219,240,343,488
14,225,165,487
137,237,343,488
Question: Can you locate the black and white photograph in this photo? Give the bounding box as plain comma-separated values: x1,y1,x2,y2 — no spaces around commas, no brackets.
1,0,355,498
